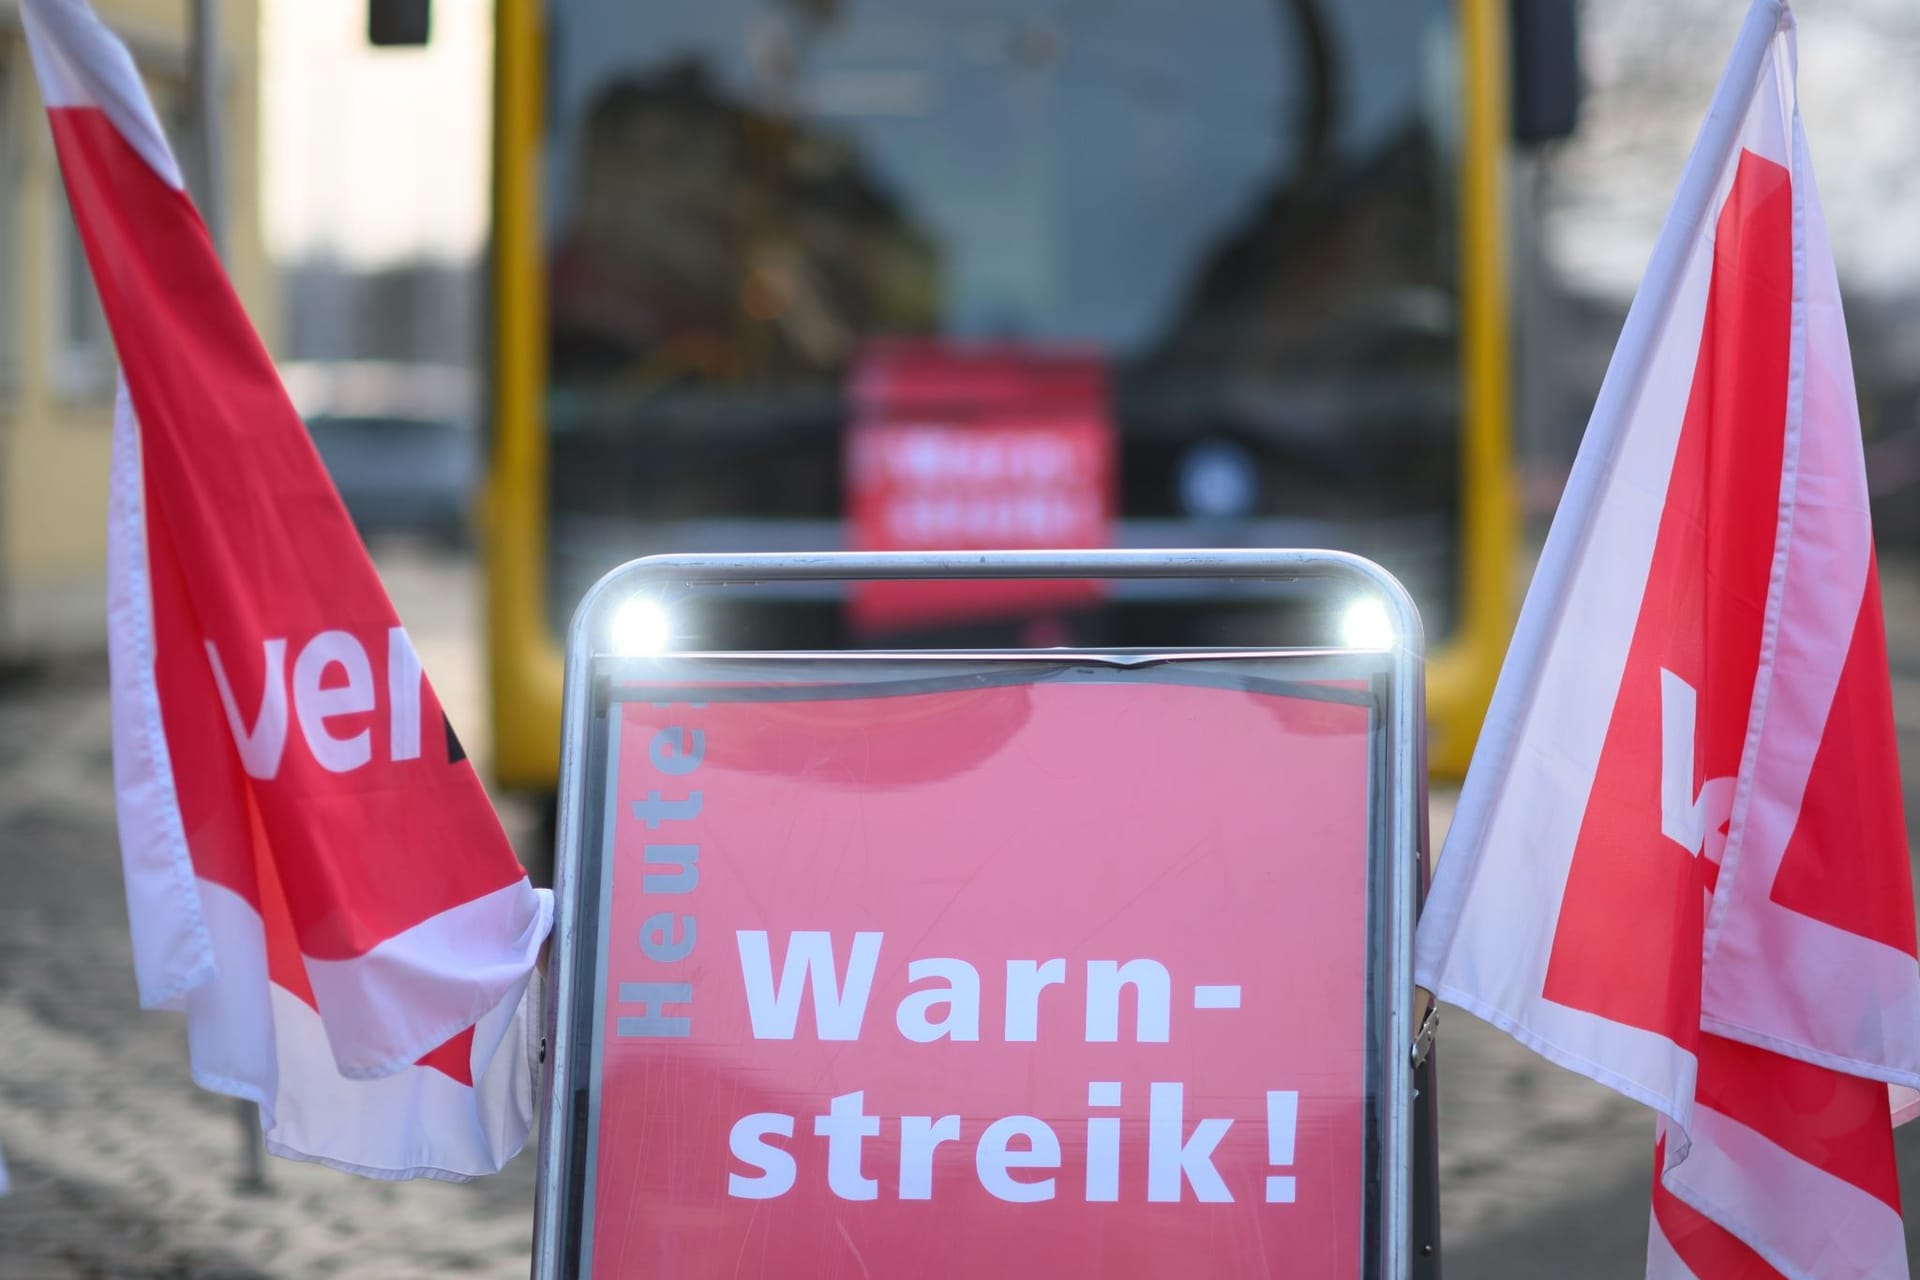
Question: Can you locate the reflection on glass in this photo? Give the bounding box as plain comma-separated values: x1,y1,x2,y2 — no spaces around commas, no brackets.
542,0,1462,647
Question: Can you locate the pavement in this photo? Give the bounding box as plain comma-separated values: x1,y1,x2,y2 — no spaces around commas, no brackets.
0,549,540,1280
4,544,1920,1276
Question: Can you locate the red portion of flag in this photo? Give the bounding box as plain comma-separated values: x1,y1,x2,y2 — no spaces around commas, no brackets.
1767,556,1918,957
255,825,478,1084
1653,1037,1902,1277
1542,151,1793,1042
48,100,529,1091
1704,1036,1896,1220
1653,1133,1783,1278
1693,1034,1901,1215
25,0,547,1179
49,106,523,969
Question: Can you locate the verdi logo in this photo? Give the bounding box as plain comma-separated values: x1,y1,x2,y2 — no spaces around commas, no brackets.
205,627,436,778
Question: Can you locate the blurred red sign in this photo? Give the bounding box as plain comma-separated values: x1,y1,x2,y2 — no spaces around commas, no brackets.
845,342,1115,633
585,673,1372,1276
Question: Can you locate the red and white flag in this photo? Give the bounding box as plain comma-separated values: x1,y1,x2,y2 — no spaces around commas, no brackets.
1415,1,1919,1274
23,0,552,1179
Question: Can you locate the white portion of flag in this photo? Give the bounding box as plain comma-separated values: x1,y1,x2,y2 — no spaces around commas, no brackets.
20,0,182,188
1417,1,1918,1274
105,382,211,1011
1677,1104,1906,1275
188,882,542,1181
303,880,552,1081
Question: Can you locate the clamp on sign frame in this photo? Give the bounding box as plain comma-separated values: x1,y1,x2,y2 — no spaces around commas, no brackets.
533,548,1438,1278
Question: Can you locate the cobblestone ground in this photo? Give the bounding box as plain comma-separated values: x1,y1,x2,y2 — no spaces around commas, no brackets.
3,546,1920,1276
0,548,540,1280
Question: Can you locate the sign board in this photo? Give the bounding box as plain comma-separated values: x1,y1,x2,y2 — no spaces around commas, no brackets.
845,343,1116,633
534,552,1433,1278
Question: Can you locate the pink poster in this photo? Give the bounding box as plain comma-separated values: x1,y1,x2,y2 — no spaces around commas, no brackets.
588,672,1373,1276
844,342,1115,633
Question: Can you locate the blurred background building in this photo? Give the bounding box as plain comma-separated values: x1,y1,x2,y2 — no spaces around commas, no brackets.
0,0,270,661
2,0,1918,651
0,5,1917,1275
262,0,486,368
1521,0,1920,541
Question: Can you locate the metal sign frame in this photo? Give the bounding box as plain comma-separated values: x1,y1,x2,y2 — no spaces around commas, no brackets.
532,550,1436,1278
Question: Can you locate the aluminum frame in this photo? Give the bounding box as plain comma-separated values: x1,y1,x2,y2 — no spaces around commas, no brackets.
531,549,1429,1278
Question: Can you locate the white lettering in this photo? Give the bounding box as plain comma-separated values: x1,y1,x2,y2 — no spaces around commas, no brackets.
387,626,423,762
209,629,439,776
1147,1082,1232,1202
733,1082,1256,1205
895,958,981,1042
976,1115,1060,1203
292,630,375,773
206,637,289,780
731,941,1203,1045
898,1115,961,1200
1005,958,1066,1041
1086,959,1172,1043
1660,668,1736,864
728,1113,797,1199
814,1091,881,1201
737,930,884,1040
1087,1082,1122,1202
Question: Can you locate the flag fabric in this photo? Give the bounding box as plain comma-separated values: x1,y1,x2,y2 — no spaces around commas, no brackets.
1414,1,1919,1274
22,0,553,1180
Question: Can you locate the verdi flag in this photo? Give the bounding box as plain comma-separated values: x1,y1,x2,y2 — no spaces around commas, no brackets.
22,0,552,1179
1415,1,1920,1275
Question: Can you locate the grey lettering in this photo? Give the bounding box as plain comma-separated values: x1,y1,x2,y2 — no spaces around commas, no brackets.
649,727,706,775
640,912,695,963
642,844,700,894
615,981,693,1038
632,790,703,828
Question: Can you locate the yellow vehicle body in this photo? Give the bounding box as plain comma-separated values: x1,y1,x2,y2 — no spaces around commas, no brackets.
483,0,1519,789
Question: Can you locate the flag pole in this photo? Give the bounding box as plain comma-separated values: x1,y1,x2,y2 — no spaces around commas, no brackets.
1432,0,1786,873
187,0,264,1197
189,0,224,253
